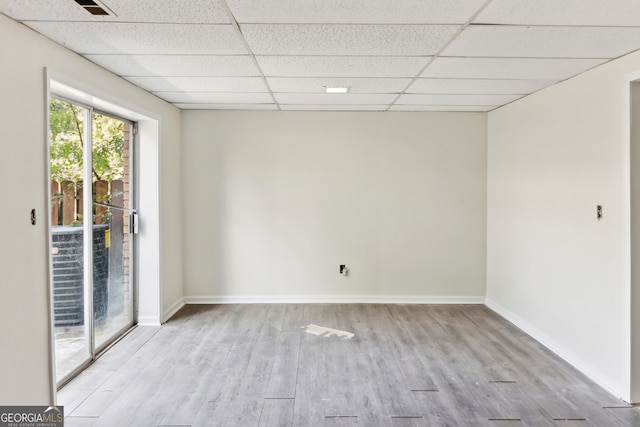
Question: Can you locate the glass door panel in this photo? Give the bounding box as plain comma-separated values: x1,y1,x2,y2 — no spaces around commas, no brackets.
49,99,91,384
92,113,133,350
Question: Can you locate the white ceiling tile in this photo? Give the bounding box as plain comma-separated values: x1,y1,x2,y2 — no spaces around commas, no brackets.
422,57,606,80
444,25,640,59
389,105,494,111
274,93,397,105
0,0,229,22
267,78,410,94
25,22,246,54
257,56,430,78
476,0,640,26
407,78,556,95
85,55,259,77
279,105,389,111
396,94,523,106
126,76,267,92
153,92,274,103
241,24,459,56
175,103,278,110
227,0,485,24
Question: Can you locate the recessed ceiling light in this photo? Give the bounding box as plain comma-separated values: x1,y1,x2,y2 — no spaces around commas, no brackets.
325,86,350,94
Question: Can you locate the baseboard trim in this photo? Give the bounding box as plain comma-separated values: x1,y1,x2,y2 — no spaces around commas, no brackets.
485,297,624,401
163,297,186,322
137,316,161,326
183,295,485,304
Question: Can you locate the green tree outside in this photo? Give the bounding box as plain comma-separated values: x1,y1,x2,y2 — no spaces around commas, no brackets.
49,98,124,184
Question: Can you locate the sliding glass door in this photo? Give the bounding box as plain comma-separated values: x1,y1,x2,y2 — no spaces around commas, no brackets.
49,98,136,385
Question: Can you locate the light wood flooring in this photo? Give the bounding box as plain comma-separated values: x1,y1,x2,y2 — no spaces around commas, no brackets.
58,304,640,426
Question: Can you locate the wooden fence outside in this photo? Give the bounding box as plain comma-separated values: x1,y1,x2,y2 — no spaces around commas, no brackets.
50,179,131,319
50,179,126,226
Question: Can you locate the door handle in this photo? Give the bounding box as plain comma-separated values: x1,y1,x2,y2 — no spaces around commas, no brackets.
93,201,139,234
130,211,138,234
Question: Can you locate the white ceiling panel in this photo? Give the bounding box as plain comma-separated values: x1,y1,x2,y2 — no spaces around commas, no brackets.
241,24,460,56
280,105,389,111
153,92,274,103
444,25,640,59
25,22,246,55
389,105,495,112
126,76,267,93
2,0,229,23
85,55,259,77
476,0,640,27
274,93,397,105
257,56,430,78
175,103,278,110
396,94,523,106
267,78,410,94
227,0,486,24
408,78,556,95
422,57,607,80
4,1,640,112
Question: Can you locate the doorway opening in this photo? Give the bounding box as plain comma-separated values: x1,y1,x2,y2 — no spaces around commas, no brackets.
48,97,136,386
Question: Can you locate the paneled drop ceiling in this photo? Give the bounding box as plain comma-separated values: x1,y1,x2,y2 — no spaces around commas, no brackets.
3,0,640,111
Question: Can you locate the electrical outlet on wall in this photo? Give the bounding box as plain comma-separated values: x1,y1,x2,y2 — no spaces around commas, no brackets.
339,265,348,276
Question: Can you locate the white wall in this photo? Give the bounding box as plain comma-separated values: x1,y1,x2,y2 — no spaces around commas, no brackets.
182,111,487,302
630,82,640,403
0,15,183,404
487,50,640,401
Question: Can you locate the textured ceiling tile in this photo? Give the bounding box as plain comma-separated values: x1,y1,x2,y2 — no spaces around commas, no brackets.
125,76,267,92
241,24,459,56
0,0,89,20
396,94,523,106
0,0,229,22
175,103,278,110
476,0,640,26
422,57,606,80
25,22,246,54
443,25,640,59
389,105,494,111
279,105,389,111
274,93,397,105
92,0,229,23
153,92,274,103
85,55,259,77
407,78,556,95
257,56,430,78
267,77,410,93
227,0,485,24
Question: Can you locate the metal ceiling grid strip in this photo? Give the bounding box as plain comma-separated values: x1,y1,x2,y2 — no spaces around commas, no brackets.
217,0,280,110
386,0,496,111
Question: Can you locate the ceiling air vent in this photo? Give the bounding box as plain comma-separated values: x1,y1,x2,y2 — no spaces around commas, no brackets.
73,0,116,16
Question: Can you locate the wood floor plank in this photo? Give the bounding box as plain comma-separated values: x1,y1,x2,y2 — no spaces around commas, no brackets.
63,416,98,427
266,331,301,399
258,399,295,427
323,337,357,417
324,416,359,426
90,325,160,372
390,417,426,427
281,304,305,332
57,368,114,414
292,332,328,427
69,327,179,417
200,396,263,427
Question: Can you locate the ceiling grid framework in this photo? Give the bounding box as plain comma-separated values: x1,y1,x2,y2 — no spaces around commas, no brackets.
3,0,640,111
